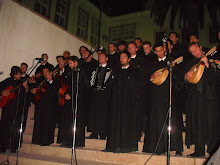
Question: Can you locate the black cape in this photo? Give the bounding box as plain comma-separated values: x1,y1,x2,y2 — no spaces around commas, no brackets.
57,69,89,147
184,55,218,155
107,52,121,72
130,56,152,139
106,66,140,153
88,66,112,137
32,79,59,146
143,58,183,154
79,58,99,126
0,77,30,150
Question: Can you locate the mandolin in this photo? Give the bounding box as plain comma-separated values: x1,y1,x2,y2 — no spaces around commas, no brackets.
187,47,217,84
152,56,183,86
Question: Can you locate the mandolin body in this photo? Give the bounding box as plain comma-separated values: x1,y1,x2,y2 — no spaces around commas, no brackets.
152,68,169,86
187,63,205,84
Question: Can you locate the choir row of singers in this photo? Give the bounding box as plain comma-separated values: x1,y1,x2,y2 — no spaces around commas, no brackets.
0,31,219,157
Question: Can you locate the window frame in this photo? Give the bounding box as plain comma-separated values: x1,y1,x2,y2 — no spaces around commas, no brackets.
90,16,99,46
54,0,70,29
34,0,52,19
76,7,89,41
109,23,136,42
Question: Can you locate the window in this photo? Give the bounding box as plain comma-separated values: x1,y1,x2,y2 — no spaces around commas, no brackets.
209,24,220,43
110,23,136,42
34,0,51,18
155,31,166,43
123,24,136,40
76,8,89,41
54,0,70,29
110,26,122,42
90,17,99,46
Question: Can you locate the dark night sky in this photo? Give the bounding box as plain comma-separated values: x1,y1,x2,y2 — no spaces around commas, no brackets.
89,0,147,16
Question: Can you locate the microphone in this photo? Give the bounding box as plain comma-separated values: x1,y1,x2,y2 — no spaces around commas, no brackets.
73,66,80,71
34,57,46,62
162,32,167,43
98,45,104,50
75,67,80,71
92,45,103,54
0,71,3,75
95,45,104,51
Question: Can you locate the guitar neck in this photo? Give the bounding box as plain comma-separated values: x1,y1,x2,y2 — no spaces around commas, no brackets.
173,56,183,64
38,79,47,89
195,47,217,68
205,46,217,57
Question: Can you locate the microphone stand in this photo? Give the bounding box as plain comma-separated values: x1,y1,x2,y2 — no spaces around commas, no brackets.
16,60,42,165
167,58,173,165
163,36,172,165
71,68,79,165
0,60,41,165
144,37,173,165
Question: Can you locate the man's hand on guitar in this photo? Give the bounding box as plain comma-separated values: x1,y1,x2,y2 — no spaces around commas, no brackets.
59,65,64,70
185,71,193,80
65,94,71,100
1,90,9,96
200,56,209,68
151,72,159,80
29,75,36,83
85,55,92,63
23,81,28,88
31,88,37,95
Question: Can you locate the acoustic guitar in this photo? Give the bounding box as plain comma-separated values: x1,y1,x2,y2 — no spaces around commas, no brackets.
28,72,43,83
59,84,69,106
0,78,31,108
33,68,59,103
187,46,217,84
56,67,69,107
58,67,79,106
152,56,183,86
0,84,23,108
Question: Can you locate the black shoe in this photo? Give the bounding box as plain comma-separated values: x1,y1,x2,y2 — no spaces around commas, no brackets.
176,151,182,156
187,152,205,157
156,151,165,155
11,149,16,153
0,148,6,153
64,145,72,148
99,135,106,140
87,133,98,139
